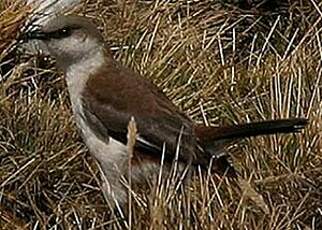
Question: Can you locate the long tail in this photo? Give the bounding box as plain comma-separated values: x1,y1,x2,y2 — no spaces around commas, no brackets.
194,118,308,176
195,118,308,145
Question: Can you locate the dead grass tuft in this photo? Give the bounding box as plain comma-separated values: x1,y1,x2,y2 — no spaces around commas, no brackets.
0,0,321,229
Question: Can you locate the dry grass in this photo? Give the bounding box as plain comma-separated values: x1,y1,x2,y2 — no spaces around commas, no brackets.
0,0,322,229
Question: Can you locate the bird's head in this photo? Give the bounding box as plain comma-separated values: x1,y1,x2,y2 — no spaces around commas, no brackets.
22,15,105,70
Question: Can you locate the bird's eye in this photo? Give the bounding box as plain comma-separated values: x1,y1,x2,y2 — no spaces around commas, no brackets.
47,27,72,39
60,27,72,37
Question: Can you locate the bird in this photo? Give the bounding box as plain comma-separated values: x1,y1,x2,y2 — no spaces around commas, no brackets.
22,15,308,207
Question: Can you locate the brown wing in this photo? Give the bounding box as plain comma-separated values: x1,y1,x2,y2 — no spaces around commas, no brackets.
81,60,198,163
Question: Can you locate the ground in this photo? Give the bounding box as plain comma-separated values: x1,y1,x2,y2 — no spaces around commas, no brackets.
0,0,321,229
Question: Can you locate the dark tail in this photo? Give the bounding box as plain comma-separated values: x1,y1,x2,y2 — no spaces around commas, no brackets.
194,118,308,177
195,118,308,145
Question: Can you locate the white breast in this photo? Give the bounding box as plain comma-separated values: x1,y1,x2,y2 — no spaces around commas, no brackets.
77,116,128,174
65,50,128,175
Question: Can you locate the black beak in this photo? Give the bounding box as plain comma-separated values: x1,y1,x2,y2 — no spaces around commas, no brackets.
20,29,49,42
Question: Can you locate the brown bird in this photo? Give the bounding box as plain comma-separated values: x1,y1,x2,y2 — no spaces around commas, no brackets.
23,15,308,207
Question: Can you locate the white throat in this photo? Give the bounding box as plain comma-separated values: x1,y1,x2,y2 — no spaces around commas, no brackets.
63,47,129,185
65,48,105,107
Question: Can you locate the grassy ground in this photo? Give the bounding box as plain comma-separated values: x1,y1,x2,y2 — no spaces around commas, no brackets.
0,0,321,229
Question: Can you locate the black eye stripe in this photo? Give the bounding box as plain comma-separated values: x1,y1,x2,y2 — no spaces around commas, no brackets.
46,27,72,39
